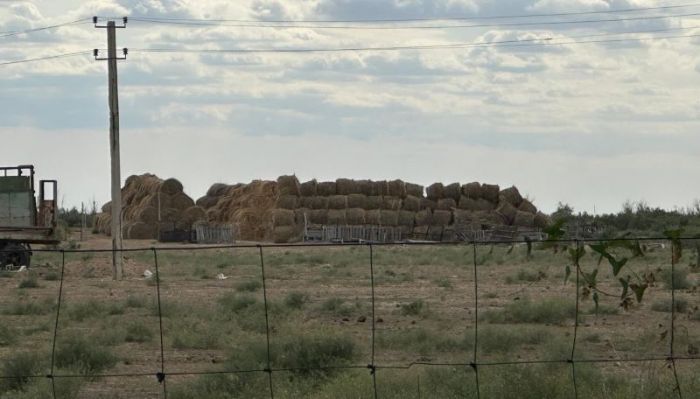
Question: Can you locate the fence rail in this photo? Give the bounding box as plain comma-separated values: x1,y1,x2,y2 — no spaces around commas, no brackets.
0,236,697,398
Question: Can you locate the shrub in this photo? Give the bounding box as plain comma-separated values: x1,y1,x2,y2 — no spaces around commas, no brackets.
478,325,552,354
69,300,106,321
17,276,39,289
0,352,42,393
651,298,689,313
55,335,117,376
43,271,59,281
659,268,692,290
126,295,146,308
320,298,353,317
235,280,262,292
0,325,16,347
480,299,576,325
272,334,356,376
505,269,546,284
219,293,258,313
284,292,309,309
434,278,453,289
3,298,54,315
400,300,425,317
125,323,153,343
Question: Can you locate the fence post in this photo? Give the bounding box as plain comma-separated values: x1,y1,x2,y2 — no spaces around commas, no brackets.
152,248,167,398
257,245,275,399
471,241,480,398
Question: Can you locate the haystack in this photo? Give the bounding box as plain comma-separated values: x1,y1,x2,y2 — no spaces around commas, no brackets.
276,195,299,210
317,181,337,196
357,180,373,196
380,210,399,226
336,178,359,195
415,209,432,226
499,186,523,207
518,199,537,214
272,209,295,227
458,197,494,211
346,208,366,225
277,175,301,196
365,196,383,210
513,211,535,228
309,210,328,225
371,181,388,196
387,180,407,198
462,182,482,199
437,198,456,211
481,184,500,203
382,196,402,211
366,210,381,225
299,180,317,197
432,210,452,226
426,183,444,200
398,211,416,227
402,195,421,212
328,209,347,225
347,194,367,209
405,183,424,198
496,201,518,224
328,195,348,210
443,183,461,201
206,183,230,197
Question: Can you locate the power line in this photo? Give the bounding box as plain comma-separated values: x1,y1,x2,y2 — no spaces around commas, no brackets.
99,3,700,23
0,18,91,38
130,30,700,55
0,51,91,66
128,11,700,30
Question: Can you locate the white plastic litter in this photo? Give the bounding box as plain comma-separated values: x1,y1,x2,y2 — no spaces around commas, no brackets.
143,269,153,279
216,273,229,280
16,266,27,272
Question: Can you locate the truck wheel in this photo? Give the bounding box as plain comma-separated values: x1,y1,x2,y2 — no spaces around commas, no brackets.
1,243,31,270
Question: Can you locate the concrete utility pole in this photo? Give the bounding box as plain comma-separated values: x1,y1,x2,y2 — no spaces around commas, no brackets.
94,17,128,280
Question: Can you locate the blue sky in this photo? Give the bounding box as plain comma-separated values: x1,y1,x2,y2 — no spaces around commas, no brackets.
1,0,699,213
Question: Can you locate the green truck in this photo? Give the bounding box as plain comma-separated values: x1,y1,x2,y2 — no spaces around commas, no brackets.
0,165,59,268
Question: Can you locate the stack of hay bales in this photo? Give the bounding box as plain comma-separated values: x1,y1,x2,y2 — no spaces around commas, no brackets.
93,174,205,240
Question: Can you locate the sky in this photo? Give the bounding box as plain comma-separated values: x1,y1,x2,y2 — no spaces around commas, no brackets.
0,0,699,214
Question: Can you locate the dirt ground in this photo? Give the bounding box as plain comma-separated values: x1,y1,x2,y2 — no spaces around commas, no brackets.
0,232,698,398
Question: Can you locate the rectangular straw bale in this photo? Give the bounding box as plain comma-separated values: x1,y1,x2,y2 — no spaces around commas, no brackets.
420,198,437,211
309,210,328,225
272,225,301,244
327,209,347,225
371,180,389,196
357,180,373,196
336,178,360,195
277,175,301,196
402,195,421,212
317,181,336,196
496,201,518,224
458,197,494,211
500,186,524,207
346,208,366,225
299,180,318,197
437,198,456,211
387,179,407,198
272,208,296,227
405,183,424,198
513,211,535,228
415,209,433,226
365,196,383,210
366,209,381,225
426,183,444,200
380,210,399,226
462,182,482,199
275,195,299,210
294,208,310,225
481,184,500,203
310,196,329,210
328,195,348,210
443,183,461,201
518,198,537,214
398,211,416,227
431,210,452,226
382,196,402,211
347,194,367,209
453,210,476,225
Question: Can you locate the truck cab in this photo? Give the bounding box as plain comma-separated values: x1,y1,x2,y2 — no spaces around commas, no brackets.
0,165,59,268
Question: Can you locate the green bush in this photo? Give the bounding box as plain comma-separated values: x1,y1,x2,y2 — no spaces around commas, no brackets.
125,323,153,343
480,299,576,325
235,280,262,292
0,352,42,393
218,293,258,313
659,268,692,290
320,298,354,317
17,276,39,289
478,325,552,354
400,300,425,317
43,271,59,281
3,298,54,315
284,292,309,309
55,335,117,376
651,298,689,313
0,325,16,347
505,269,545,284
126,295,147,308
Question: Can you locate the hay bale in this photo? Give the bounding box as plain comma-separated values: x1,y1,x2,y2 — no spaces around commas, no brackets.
206,183,230,197
382,196,402,211
272,209,295,227
405,183,424,198
160,208,180,223
101,201,112,213
495,201,518,225
477,211,506,226
159,178,183,196
437,198,457,211
380,210,399,226
357,180,373,196
453,210,476,225
317,181,336,196
328,195,348,210
299,196,314,209
432,210,452,226
387,180,407,198
346,208,366,225
415,209,433,226
443,183,461,201
534,212,550,229
336,178,359,195
366,210,381,225
518,199,537,214
365,196,383,210
370,180,389,196
309,210,328,225
128,222,157,240
398,211,415,227
182,206,206,225
196,195,220,209
171,192,195,211
272,225,301,244
412,225,430,239
309,196,329,210
277,175,301,196
136,206,158,225
347,194,367,209
299,180,318,197
499,186,523,207
481,184,500,204
458,197,494,211
294,208,309,225
513,211,535,228
275,195,299,210
420,198,437,210
402,195,421,212
327,209,346,225
426,183,444,200
462,182,482,199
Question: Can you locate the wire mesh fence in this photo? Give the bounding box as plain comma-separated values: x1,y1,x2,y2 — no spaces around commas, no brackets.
0,237,698,398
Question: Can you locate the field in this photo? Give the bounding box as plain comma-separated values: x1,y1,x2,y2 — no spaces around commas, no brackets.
1,233,699,398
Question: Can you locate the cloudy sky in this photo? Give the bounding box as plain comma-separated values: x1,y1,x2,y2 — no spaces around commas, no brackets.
1,0,699,213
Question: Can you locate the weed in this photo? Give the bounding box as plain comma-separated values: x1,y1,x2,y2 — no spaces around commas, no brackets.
68,300,105,322
125,323,153,343
219,293,258,313
0,325,16,347
478,325,552,354
42,271,59,281
3,298,54,315
505,269,546,284
400,300,425,317
55,335,117,376
235,280,262,292
284,292,309,309
659,268,692,290
434,277,453,289
126,295,147,308
17,275,39,289
651,298,689,313
480,299,576,325
0,352,42,393
320,298,354,317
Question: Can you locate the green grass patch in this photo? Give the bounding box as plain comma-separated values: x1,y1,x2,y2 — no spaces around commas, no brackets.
505,269,546,284
55,335,117,376
42,271,59,281
125,322,153,343
284,291,309,309
0,352,43,394
480,299,576,325
0,325,16,347
651,298,689,313
235,280,262,292
400,300,425,317
478,325,552,354
17,275,39,289
659,268,692,290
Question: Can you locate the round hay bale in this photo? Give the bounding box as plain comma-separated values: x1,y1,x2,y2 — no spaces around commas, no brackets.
171,192,195,211
309,210,328,225
275,195,299,210
513,211,535,228
518,199,537,214
309,196,329,210
277,175,301,196
196,195,220,209
336,178,360,195
346,208,366,225
136,206,159,225
328,195,348,210
299,180,318,197
437,198,457,211
499,186,523,207
382,196,402,211
412,225,430,238
327,209,346,225
453,210,475,225
182,206,206,225
160,208,180,223
420,198,437,211
365,196,383,210
160,178,184,196
432,210,452,226
128,222,157,240
101,201,112,213
426,183,444,200
478,211,506,226
495,201,518,225
398,211,415,227
534,212,550,229
317,181,336,196
347,194,367,209
272,209,295,227
380,210,399,226
443,183,461,201
294,208,309,225
370,180,388,196
357,180,373,196
206,183,230,197
272,225,301,243
481,184,500,204
458,197,494,211
405,183,424,198
415,209,433,226
461,182,482,199
387,180,407,198
402,195,421,212
362,210,378,225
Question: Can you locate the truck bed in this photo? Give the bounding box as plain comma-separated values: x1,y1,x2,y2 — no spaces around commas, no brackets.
0,225,59,244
